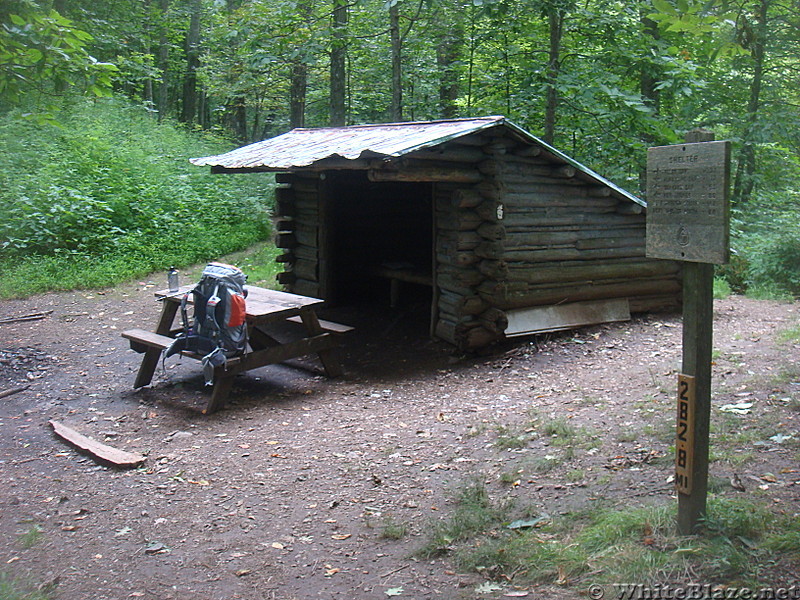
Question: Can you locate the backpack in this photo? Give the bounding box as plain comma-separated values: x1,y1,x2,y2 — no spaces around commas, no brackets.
164,262,248,384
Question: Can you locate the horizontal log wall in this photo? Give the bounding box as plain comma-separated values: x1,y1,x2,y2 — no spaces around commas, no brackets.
474,136,680,316
273,172,322,298
428,132,680,349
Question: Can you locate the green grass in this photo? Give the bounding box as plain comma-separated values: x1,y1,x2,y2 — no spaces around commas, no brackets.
16,525,42,549
493,423,533,449
745,284,795,302
0,572,54,600
566,468,585,482
422,486,800,591
777,323,800,345
417,480,509,558
537,416,598,449
380,516,409,540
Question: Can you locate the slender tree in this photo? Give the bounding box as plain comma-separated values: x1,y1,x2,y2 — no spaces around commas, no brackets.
330,0,348,125
180,0,201,124
290,1,313,128
389,1,402,121
435,2,464,119
156,0,171,122
732,0,769,206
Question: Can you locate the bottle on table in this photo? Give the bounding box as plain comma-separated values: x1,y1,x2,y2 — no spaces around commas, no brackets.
168,267,179,292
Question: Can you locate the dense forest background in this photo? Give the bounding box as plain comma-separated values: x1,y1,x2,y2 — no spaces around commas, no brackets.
0,0,798,297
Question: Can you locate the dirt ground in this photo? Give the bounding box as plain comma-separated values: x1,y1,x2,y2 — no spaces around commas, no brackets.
1,278,799,600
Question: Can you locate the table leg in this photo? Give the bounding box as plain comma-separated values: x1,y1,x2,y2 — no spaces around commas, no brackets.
299,309,343,378
134,301,180,388
204,371,235,414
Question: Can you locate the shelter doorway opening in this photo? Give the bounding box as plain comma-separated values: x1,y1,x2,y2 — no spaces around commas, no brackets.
325,171,433,311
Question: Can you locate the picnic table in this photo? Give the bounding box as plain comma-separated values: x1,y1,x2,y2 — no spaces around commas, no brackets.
122,285,351,414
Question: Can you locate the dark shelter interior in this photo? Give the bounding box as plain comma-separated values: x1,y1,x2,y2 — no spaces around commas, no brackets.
326,171,433,307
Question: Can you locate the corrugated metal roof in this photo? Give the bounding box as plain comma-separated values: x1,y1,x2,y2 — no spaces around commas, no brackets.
190,116,643,206
190,116,505,169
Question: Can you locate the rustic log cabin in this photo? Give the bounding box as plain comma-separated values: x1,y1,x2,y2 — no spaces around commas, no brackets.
191,116,681,350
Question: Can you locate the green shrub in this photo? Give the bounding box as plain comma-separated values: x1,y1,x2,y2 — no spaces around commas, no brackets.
713,277,731,299
745,232,800,296
0,97,273,297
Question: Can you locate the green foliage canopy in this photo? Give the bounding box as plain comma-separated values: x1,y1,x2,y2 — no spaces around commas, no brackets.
0,6,116,121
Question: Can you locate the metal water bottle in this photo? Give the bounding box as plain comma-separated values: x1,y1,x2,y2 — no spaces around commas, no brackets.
168,267,179,292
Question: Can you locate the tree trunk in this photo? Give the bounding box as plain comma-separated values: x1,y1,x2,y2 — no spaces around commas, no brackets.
543,9,564,145
180,0,201,124
330,0,348,126
390,2,402,121
198,87,209,129
435,7,463,119
732,0,769,206
289,1,311,128
226,96,248,142
290,62,308,128
156,0,170,122
639,10,661,189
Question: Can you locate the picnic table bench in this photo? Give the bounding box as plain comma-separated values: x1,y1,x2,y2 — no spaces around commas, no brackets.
122,285,352,414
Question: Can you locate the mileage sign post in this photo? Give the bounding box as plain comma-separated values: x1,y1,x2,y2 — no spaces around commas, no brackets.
645,135,730,535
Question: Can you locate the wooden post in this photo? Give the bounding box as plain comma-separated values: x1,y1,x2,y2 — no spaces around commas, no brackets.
678,128,718,534
645,130,730,535
677,261,714,533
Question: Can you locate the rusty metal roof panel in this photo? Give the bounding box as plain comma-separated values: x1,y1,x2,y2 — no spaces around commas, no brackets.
190,115,643,206
190,116,505,170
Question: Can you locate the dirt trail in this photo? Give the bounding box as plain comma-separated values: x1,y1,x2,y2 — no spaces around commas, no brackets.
1,281,799,599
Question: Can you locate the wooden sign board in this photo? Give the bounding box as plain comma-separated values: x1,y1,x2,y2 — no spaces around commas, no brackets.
646,141,730,264
675,374,696,495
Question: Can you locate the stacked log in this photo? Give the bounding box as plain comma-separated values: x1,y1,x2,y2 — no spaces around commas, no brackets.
473,139,681,315
273,172,322,298
428,141,511,350
431,132,680,349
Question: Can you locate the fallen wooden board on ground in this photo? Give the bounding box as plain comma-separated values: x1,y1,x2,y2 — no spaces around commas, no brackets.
0,310,53,325
0,385,29,399
49,420,146,468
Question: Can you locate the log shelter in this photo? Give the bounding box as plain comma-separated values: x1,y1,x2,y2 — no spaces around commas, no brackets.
191,116,681,350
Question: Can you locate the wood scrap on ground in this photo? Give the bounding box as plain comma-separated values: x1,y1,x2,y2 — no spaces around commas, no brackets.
0,385,29,399
0,310,53,325
49,420,146,468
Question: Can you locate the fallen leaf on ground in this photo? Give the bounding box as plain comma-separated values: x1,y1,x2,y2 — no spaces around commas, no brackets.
144,542,169,555
720,403,753,414
507,515,549,530
475,581,504,593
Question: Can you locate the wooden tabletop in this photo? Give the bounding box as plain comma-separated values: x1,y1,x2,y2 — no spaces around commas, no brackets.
155,285,324,321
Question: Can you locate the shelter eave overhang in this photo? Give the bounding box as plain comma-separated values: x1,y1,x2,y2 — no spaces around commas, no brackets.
190,115,645,207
